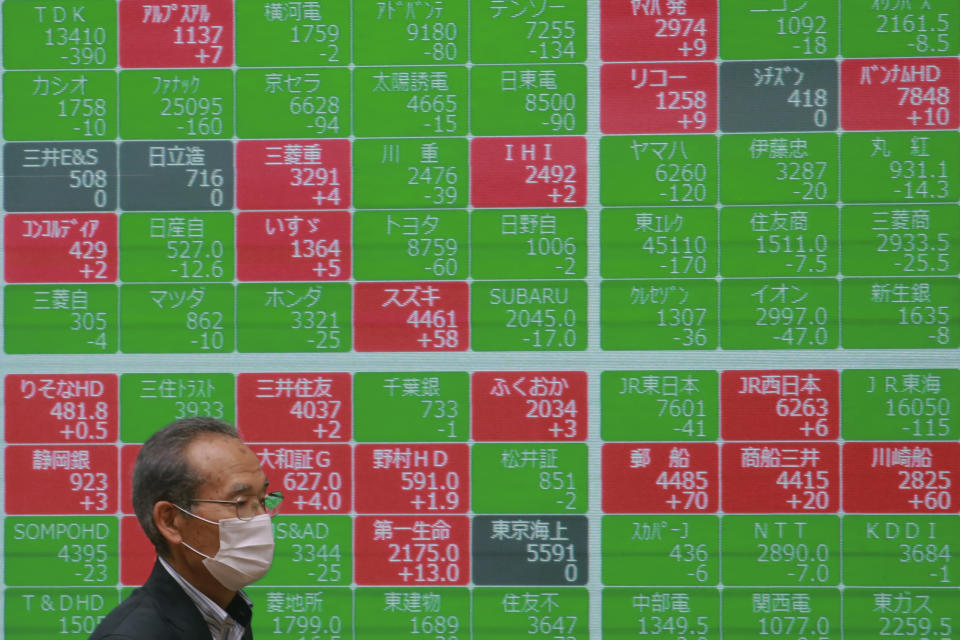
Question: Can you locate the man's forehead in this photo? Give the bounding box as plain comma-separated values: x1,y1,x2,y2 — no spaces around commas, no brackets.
186,434,266,493
186,432,248,460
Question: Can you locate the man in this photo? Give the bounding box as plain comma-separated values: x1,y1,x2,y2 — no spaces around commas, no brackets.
90,417,280,639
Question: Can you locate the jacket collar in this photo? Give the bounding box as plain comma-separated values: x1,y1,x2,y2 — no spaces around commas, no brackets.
143,559,224,640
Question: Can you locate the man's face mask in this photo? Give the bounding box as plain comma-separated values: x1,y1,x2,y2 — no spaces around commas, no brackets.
175,504,275,591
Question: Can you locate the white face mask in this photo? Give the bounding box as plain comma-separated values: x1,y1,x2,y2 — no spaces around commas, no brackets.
175,505,275,591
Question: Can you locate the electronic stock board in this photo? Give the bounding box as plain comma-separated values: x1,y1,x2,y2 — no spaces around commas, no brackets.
1,0,959,638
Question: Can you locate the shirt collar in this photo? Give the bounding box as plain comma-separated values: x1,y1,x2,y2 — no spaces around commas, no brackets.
158,556,252,636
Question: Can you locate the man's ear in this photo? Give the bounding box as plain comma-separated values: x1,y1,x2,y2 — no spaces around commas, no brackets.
154,501,184,547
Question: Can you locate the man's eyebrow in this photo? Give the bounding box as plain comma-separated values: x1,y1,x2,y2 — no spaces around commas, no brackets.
228,483,253,497
227,478,269,497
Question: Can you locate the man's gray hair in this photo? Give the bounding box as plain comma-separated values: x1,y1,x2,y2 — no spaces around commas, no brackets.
132,417,240,555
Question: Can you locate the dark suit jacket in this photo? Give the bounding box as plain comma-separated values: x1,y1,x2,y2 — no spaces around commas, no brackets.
89,560,253,639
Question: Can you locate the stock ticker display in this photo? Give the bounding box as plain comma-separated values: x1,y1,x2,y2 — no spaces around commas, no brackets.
1,1,959,638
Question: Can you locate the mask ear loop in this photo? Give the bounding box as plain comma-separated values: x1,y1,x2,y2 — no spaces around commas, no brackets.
173,503,219,559
174,502,220,526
